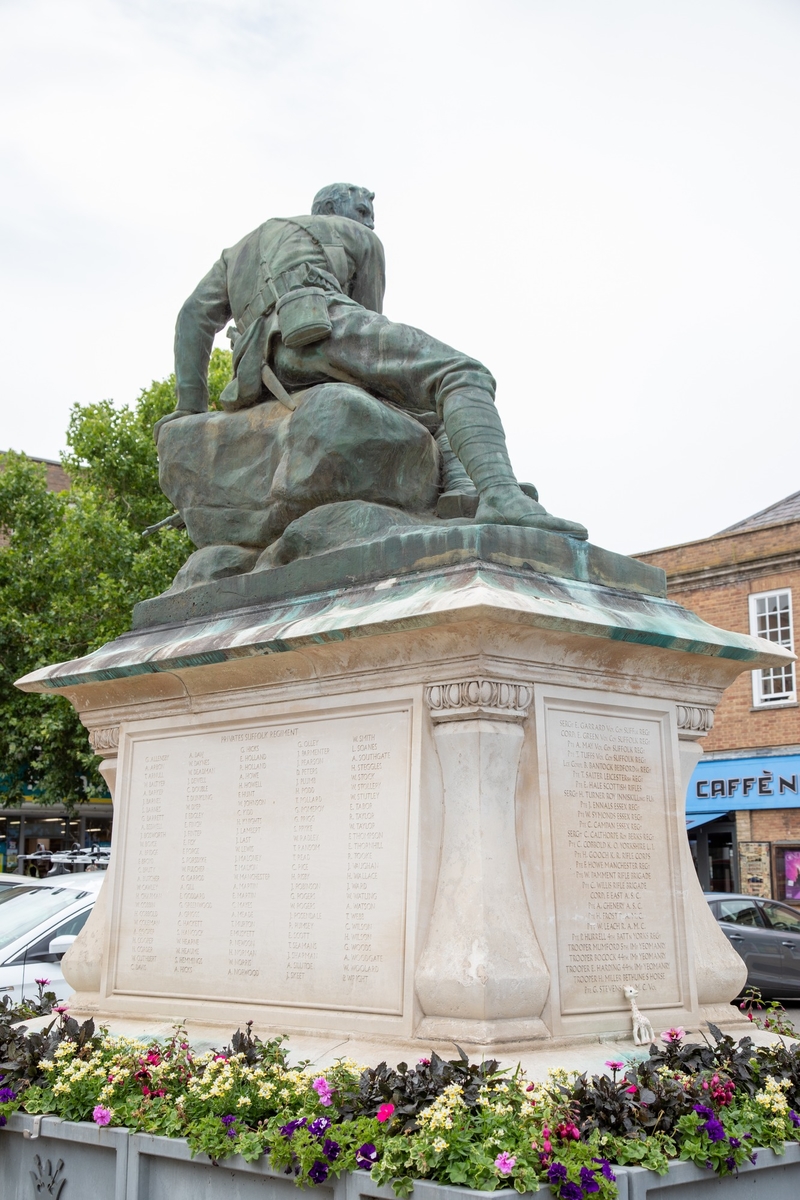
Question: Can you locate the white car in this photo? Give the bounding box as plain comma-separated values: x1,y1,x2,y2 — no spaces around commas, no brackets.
0,873,105,1006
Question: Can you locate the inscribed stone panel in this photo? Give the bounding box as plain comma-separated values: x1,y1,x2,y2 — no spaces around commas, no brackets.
112,707,411,1014
544,700,683,1016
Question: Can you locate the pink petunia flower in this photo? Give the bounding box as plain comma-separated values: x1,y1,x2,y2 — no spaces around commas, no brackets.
312,1077,334,1107
494,1152,516,1176
376,1103,395,1123
626,1085,638,1094
93,1106,112,1126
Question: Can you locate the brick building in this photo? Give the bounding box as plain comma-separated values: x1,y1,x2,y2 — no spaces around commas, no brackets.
638,492,800,904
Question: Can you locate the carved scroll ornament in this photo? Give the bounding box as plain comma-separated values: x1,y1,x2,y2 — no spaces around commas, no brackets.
88,726,120,754
676,705,714,735
425,678,532,723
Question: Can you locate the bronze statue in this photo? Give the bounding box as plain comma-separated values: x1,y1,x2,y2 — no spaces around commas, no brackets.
155,184,586,591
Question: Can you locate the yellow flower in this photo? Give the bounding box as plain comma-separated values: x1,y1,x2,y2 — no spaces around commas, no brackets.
433,1138,448,1152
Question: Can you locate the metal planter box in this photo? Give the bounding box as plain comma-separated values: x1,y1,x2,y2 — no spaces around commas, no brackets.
1,1113,129,1200
3,1113,800,1199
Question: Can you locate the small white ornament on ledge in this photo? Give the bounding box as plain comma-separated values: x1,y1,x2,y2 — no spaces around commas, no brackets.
623,984,655,1046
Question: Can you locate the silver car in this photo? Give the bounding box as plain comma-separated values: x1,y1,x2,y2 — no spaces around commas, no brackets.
0,873,104,1006
706,892,800,999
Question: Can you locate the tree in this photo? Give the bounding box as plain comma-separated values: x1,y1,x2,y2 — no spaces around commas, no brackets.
0,350,231,807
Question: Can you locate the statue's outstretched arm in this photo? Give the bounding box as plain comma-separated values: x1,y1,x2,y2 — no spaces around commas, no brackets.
174,256,232,414
155,257,233,445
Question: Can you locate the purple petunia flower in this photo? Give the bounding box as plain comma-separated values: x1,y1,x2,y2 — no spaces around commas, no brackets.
355,1143,379,1170
547,1163,568,1184
92,1106,112,1127
703,1117,726,1143
560,1184,584,1200
309,1160,329,1184
0,1116,6,1128
308,1117,331,1137
322,1138,341,1162
749,1153,758,1165
725,1157,735,1171
494,1152,516,1175
693,1104,714,1119
729,1137,741,1148
790,1110,800,1128
220,1114,236,1127
0,1088,17,1103
592,1157,617,1182
279,1118,307,1139
580,1165,600,1193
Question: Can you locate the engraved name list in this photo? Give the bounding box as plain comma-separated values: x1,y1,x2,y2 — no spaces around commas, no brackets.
114,709,411,1014
547,704,683,1016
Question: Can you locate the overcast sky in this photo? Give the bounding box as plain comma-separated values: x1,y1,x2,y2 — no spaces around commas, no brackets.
2,0,799,554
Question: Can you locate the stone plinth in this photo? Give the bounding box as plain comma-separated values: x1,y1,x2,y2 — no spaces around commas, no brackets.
16,551,792,1052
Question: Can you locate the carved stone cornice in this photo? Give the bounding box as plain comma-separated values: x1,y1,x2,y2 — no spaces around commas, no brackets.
88,726,120,754
676,705,714,738
425,679,532,723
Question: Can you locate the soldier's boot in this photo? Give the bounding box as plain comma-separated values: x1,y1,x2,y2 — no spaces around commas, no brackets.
435,426,479,517
435,427,541,519
442,390,588,541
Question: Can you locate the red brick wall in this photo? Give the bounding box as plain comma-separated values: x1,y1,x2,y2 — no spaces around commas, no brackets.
637,528,800,755
637,520,800,579
750,810,800,842
671,568,800,754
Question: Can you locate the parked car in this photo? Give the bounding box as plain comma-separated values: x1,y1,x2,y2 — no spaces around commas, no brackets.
706,892,800,999
0,872,45,892
0,873,104,1006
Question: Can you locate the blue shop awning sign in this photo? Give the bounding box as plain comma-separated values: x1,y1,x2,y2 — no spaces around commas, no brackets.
686,811,728,830
688,754,800,814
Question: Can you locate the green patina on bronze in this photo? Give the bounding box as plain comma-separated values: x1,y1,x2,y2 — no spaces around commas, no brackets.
133,522,666,629
155,182,599,600
16,558,784,696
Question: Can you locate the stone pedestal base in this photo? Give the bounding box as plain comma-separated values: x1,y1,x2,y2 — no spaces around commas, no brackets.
17,555,787,1052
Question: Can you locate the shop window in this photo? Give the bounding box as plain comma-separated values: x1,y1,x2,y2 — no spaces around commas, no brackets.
773,844,800,904
749,590,796,706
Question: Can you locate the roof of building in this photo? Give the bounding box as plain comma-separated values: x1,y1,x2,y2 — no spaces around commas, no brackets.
1,453,70,493
718,489,800,534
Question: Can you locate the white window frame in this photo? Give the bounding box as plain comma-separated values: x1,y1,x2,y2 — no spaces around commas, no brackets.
749,588,796,707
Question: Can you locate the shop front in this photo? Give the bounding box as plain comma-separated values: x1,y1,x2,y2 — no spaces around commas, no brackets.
0,802,112,874
686,752,800,903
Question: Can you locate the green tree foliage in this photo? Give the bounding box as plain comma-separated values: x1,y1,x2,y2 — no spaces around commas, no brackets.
0,350,232,807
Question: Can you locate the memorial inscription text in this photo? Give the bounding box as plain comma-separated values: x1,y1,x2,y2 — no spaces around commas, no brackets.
114,709,411,1013
547,704,682,1015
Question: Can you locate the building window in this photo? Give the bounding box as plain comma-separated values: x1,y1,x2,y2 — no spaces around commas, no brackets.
773,844,800,903
749,589,796,706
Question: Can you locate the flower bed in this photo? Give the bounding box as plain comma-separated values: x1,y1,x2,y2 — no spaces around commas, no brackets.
1,1008,800,1200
